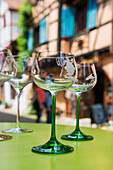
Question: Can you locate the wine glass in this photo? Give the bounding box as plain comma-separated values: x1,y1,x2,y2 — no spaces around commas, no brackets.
61,63,97,141
31,51,77,154
2,55,33,133
0,48,16,140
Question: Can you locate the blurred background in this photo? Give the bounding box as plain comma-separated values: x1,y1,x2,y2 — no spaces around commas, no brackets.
0,0,113,128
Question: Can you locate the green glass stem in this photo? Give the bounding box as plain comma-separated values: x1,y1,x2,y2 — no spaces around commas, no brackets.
61,93,93,141
50,91,57,141
2,87,33,134
75,95,81,131
16,89,22,129
32,90,74,153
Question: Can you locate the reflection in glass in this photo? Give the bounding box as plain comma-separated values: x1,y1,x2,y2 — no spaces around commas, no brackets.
3,55,33,133
31,51,77,154
0,48,16,140
61,63,97,141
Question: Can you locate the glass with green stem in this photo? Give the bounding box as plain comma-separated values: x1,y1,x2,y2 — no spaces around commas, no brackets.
2,55,33,134
0,48,17,140
61,63,97,141
31,51,77,154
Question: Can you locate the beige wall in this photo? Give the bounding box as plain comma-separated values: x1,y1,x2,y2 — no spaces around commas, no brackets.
33,0,59,51
97,0,112,26
61,40,70,53
89,23,112,51
70,1,113,55
33,0,113,55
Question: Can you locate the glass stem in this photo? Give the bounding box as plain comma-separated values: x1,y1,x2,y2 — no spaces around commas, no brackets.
16,89,22,128
50,91,57,141
75,95,81,131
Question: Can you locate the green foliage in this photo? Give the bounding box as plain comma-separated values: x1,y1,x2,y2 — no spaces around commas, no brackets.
16,0,33,56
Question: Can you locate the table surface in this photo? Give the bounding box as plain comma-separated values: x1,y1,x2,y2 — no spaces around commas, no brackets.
0,123,113,170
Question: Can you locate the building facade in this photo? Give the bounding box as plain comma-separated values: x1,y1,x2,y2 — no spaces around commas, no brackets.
0,0,31,114
31,0,113,119
0,0,22,49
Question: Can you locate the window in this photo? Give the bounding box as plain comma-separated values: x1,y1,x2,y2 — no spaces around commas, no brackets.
86,0,97,30
27,29,33,50
34,26,39,45
39,17,47,44
76,1,87,34
3,14,6,27
61,7,75,37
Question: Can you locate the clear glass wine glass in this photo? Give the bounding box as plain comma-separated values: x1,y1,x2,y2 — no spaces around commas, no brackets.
31,51,77,154
0,48,16,140
61,63,97,141
2,55,33,134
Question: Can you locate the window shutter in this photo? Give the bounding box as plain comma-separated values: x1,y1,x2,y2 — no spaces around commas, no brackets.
87,0,97,29
27,29,33,50
61,7,75,37
39,17,47,44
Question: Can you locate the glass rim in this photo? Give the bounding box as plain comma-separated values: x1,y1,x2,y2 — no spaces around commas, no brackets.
0,48,12,53
0,47,10,51
77,63,96,66
35,50,76,58
12,55,31,58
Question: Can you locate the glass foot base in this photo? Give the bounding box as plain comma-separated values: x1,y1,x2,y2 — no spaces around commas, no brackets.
2,127,33,134
61,130,93,141
32,139,74,154
0,134,12,141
